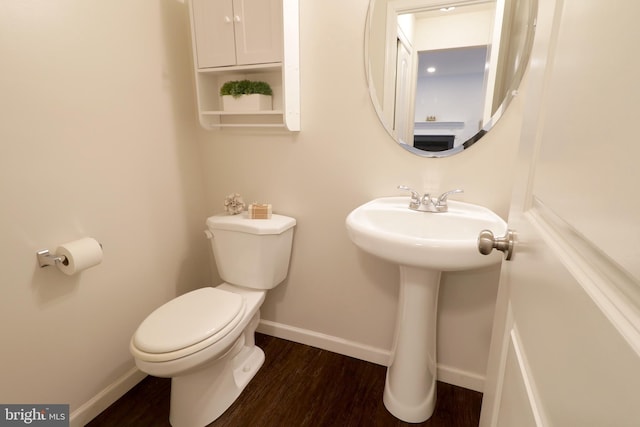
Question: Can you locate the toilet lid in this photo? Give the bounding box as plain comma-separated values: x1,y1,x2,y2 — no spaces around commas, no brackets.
133,287,244,354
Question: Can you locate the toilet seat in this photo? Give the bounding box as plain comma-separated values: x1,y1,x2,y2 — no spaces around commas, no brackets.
131,287,246,363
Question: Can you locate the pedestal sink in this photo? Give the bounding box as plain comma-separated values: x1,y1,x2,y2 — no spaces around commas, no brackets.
345,196,507,422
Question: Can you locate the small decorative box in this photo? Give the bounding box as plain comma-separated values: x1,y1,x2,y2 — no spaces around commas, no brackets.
248,203,272,219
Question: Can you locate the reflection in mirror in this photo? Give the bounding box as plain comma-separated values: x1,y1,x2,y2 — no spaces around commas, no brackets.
414,46,488,150
365,0,537,157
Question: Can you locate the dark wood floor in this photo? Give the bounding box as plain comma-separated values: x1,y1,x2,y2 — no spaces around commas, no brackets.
88,334,482,427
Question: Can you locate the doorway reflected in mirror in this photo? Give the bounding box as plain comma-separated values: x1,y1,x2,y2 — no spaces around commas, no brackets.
365,0,537,157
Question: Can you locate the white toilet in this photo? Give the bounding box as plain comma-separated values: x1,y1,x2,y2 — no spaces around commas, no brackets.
130,212,296,427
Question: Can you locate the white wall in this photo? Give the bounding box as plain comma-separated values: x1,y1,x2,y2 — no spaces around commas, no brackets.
0,0,209,422
414,7,494,51
415,70,486,123
0,0,527,420
198,0,525,391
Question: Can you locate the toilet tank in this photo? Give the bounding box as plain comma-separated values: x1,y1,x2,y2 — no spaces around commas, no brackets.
206,213,296,290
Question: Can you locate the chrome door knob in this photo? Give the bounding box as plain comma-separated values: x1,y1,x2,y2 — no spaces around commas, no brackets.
478,229,515,260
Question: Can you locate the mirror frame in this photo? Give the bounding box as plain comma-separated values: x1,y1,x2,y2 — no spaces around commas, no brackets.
364,0,538,157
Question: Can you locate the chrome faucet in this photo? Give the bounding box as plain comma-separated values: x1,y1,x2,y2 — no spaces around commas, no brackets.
397,185,463,212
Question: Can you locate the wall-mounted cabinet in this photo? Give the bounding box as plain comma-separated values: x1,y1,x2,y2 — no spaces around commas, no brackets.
188,0,300,131
192,0,283,68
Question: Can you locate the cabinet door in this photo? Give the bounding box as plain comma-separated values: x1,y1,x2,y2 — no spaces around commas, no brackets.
192,0,237,68
233,0,283,65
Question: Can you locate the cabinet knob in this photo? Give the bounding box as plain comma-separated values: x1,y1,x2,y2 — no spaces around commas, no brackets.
224,16,231,23
234,15,241,23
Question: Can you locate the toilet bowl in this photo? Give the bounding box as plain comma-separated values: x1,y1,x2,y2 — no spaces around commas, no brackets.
130,213,295,427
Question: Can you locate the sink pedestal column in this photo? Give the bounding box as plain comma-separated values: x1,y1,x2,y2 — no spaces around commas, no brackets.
383,265,441,423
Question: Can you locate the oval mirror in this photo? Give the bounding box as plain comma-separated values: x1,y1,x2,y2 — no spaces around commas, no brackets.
365,0,537,157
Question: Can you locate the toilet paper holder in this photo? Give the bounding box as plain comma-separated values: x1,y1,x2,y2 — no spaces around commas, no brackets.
36,249,68,268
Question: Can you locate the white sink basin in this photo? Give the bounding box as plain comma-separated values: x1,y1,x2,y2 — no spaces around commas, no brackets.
346,196,507,271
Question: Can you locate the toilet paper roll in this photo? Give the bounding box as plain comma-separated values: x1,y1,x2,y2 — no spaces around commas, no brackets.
55,237,103,276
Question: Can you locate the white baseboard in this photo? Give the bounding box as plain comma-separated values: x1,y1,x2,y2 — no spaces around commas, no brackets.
70,367,146,427
257,319,485,392
437,364,485,392
257,319,391,366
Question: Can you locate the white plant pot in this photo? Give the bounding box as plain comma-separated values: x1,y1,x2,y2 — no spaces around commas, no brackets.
222,94,273,112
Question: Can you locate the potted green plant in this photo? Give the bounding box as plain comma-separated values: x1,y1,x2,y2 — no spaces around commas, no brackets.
219,80,273,112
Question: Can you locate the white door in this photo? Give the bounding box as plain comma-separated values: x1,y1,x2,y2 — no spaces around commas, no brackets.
480,1,640,426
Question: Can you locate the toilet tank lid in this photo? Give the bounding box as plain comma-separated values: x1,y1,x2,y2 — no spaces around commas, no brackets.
207,213,296,235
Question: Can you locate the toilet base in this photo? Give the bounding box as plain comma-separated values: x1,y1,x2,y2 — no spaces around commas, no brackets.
169,316,265,427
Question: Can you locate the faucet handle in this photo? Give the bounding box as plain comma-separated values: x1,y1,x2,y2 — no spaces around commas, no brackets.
398,185,422,209
397,185,421,201
436,189,464,206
